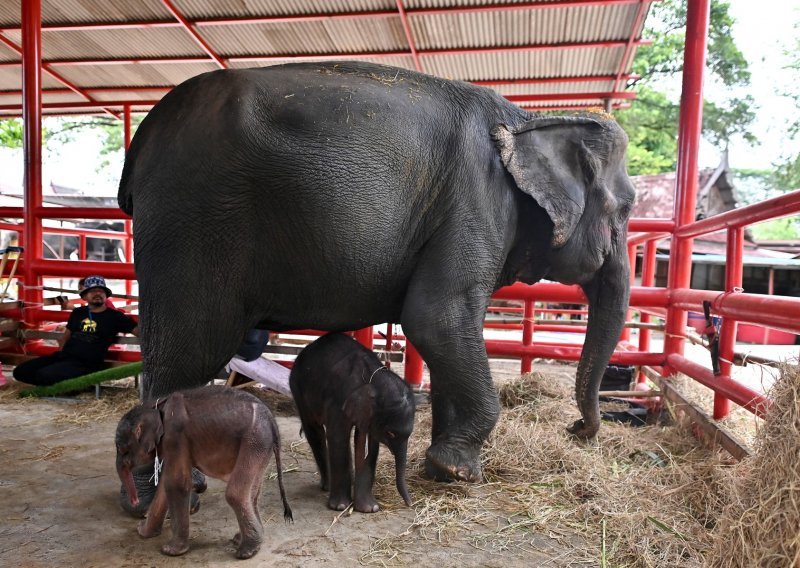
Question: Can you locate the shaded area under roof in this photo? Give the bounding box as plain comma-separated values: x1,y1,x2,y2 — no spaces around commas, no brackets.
0,0,653,117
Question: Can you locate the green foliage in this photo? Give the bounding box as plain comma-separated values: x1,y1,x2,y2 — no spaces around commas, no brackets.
773,20,800,191
616,87,678,175
750,217,800,241
0,119,23,148
44,116,143,169
620,0,754,175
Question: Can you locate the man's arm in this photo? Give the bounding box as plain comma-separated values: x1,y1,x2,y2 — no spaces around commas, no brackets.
58,328,71,350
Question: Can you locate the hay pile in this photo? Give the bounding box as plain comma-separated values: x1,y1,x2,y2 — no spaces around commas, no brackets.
369,372,734,566
708,364,800,567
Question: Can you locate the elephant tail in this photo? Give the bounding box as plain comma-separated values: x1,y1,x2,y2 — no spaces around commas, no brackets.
270,413,294,523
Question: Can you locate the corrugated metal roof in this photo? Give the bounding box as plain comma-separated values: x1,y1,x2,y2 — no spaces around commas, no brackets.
0,0,653,117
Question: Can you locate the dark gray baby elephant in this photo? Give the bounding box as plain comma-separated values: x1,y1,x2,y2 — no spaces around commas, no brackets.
115,385,293,559
290,333,416,513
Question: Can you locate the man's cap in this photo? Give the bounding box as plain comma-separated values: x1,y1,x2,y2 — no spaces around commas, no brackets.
79,275,112,298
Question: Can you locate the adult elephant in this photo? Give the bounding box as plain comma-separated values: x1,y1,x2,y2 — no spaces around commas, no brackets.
119,61,635,482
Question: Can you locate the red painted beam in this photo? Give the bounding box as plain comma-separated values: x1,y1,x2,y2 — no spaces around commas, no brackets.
160,0,227,69
0,31,120,119
493,282,670,307
628,218,675,232
670,288,800,335
612,0,651,93
29,258,135,280
485,339,665,367
395,0,422,72
666,354,770,418
664,0,710,362
506,91,636,103
0,2,656,34
473,74,639,87
675,188,800,238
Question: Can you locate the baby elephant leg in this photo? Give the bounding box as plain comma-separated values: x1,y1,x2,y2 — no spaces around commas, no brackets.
160,473,193,556
227,455,270,559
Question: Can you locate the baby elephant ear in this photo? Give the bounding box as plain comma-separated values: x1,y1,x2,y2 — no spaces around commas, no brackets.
136,408,164,454
343,384,376,433
492,117,603,248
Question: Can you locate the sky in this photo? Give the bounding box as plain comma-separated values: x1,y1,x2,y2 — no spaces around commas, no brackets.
697,0,800,171
0,0,798,194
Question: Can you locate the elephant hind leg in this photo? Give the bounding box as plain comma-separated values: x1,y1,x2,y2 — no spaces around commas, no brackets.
298,416,329,491
226,456,269,559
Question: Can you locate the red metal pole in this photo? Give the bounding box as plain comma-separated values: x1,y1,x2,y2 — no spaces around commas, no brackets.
123,104,134,301
664,0,710,369
715,227,744,418
521,299,535,374
354,326,374,350
666,353,770,419
404,340,424,387
621,243,637,342
637,240,657,383
21,0,43,327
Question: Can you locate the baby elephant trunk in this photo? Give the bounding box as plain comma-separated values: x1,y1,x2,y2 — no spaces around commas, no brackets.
394,443,412,507
117,459,140,507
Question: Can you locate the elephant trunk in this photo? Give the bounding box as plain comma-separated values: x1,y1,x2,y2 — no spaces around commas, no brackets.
393,443,412,507
117,460,140,507
568,248,630,439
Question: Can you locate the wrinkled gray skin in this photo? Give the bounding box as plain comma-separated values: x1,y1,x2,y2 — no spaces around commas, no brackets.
115,386,293,559
289,333,415,513
119,61,635,483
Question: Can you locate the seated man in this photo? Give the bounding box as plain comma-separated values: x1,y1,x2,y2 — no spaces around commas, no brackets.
13,275,139,387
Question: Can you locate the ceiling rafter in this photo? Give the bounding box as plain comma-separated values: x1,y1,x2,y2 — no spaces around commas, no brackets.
159,0,226,69
0,31,120,119
395,0,421,72
0,0,653,117
0,1,655,34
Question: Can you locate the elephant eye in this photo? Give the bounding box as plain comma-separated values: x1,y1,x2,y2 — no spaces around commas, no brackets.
386,431,395,439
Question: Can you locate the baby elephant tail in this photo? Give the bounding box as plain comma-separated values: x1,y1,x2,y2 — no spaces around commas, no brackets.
270,413,294,523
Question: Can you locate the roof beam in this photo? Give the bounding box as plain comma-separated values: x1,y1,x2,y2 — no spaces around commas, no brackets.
0,74,640,98
17,39,647,68
0,2,656,34
0,92,634,113
395,0,422,72
0,31,120,119
160,0,227,69
506,91,636,103
612,0,651,92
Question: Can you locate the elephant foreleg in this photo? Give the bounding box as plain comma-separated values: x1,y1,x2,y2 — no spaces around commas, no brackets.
353,437,380,513
402,286,500,483
138,483,167,538
160,464,193,556
326,422,353,511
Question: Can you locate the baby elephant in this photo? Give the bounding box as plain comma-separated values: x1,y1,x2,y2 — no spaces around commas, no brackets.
290,333,416,513
115,385,293,559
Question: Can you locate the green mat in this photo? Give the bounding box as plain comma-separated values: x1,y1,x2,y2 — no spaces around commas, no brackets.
19,361,142,398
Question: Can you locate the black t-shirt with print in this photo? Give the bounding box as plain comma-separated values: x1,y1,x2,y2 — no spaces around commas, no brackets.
61,306,136,364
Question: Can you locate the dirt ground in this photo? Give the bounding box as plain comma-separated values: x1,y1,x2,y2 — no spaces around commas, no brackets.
0,361,584,568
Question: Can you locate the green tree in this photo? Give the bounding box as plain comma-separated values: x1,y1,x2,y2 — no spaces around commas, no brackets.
774,20,800,191
617,0,755,175
0,118,23,148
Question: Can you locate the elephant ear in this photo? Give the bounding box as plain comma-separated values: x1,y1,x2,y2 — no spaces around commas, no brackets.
343,384,376,434
135,408,164,454
492,117,605,248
